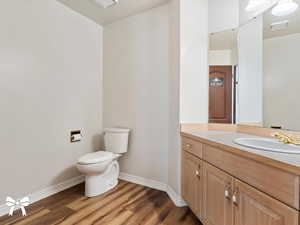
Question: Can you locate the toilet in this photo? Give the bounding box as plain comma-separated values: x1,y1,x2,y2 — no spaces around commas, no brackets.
77,128,130,197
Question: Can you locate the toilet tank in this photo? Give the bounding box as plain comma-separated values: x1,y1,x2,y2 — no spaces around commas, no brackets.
104,128,130,154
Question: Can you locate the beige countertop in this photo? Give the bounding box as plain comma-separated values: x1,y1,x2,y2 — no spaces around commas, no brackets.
181,130,300,175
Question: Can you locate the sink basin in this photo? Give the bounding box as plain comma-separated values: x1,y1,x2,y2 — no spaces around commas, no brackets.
234,138,300,154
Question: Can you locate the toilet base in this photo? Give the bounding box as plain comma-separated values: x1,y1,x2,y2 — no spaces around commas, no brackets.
84,160,120,197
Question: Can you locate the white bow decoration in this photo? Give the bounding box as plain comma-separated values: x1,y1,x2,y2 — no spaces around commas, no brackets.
6,196,30,216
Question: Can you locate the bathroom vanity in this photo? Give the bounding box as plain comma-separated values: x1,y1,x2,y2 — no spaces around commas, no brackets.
181,126,300,225
182,0,300,223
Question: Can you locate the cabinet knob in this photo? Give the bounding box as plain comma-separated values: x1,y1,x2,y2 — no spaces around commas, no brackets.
224,190,231,200
195,170,200,177
232,189,239,206
232,195,237,203
184,144,192,149
224,184,231,200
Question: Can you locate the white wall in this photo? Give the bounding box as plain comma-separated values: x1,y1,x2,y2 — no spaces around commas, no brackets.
231,46,239,66
180,0,209,124
208,0,239,33
264,33,300,130
209,50,233,65
0,0,103,203
103,5,169,183
168,0,181,194
237,16,263,124
103,0,209,196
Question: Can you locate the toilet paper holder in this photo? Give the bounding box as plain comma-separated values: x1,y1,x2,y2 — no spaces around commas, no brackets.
70,130,82,143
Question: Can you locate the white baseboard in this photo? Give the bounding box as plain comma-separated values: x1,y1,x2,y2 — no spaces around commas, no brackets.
0,173,185,217
119,172,186,207
0,175,84,217
166,185,187,207
119,172,167,192
0,204,8,217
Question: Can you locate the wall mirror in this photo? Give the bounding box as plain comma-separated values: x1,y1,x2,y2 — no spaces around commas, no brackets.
208,0,300,131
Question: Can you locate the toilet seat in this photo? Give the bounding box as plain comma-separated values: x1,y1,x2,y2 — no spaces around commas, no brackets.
78,151,114,165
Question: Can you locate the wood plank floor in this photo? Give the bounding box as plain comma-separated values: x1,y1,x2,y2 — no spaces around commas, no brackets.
0,180,202,225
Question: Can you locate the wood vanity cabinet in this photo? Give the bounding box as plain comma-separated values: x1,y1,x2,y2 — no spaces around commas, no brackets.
234,179,298,225
203,162,233,225
182,151,203,219
181,136,299,225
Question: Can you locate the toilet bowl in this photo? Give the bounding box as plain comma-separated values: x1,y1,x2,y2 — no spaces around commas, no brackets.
77,128,130,197
77,151,121,197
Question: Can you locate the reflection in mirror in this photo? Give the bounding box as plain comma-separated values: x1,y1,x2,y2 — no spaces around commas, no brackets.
208,0,300,131
209,30,238,124
239,0,278,25
263,0,300,131
237,16,264,127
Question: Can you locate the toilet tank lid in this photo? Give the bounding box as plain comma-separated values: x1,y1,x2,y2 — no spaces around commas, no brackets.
105,128,130,133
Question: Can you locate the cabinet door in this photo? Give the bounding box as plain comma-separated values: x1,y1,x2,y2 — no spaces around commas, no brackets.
182,151,202,219
203,162,233,225
233,179,299,225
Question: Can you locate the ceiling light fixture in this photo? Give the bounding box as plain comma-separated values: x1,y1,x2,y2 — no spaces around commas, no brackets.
246,0,278,12
270,20,289,30
272,0,299,16
93,0,119,8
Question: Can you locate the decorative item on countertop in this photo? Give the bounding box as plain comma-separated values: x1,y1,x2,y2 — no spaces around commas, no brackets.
273,132,300,145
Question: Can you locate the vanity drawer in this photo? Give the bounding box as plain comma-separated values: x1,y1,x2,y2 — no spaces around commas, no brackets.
203,144,300,209
182,137,203,159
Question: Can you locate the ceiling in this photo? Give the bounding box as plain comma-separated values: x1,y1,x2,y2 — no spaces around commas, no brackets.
57,0,170,25
263,0,300,39
209,29,238,50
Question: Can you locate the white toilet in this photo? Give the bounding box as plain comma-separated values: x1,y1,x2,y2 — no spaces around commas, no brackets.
77,128,130,197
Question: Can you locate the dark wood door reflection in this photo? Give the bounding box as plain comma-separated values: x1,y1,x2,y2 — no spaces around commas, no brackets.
209,66,233,124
